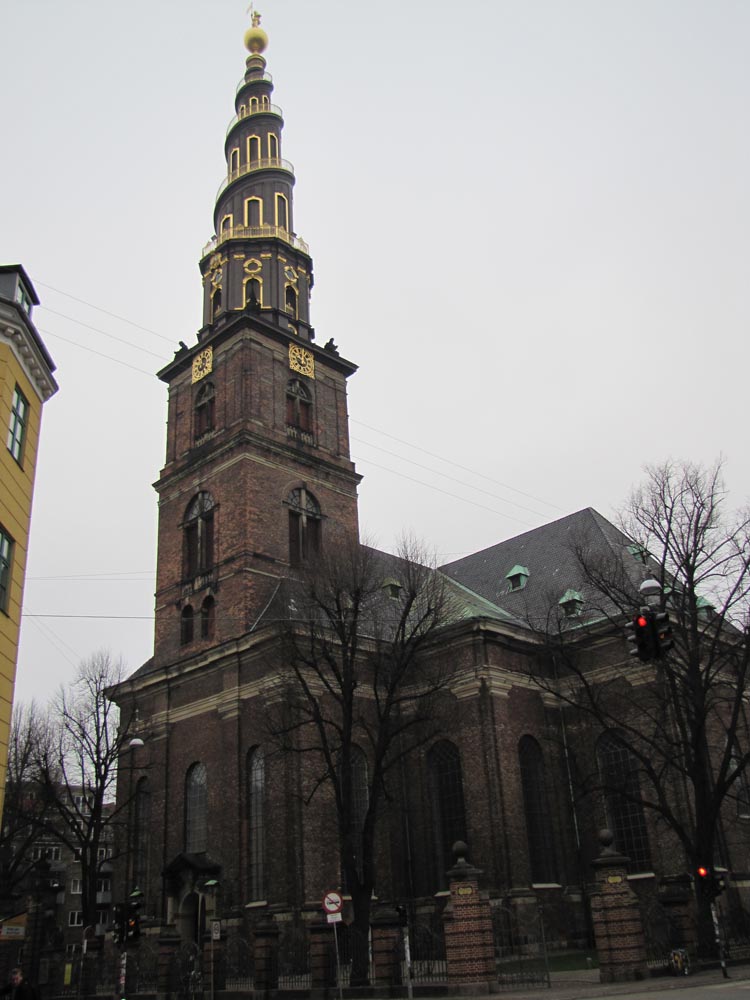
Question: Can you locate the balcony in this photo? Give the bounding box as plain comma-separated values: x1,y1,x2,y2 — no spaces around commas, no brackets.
236,72,273,95
202,225,310,259
226,104,282,136
215,158,294,201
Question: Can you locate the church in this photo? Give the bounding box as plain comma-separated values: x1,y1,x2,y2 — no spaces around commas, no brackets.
110,13,749,970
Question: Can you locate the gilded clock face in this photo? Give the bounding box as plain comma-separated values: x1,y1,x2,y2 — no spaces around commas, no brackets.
192,347,213,384
289,343,314,379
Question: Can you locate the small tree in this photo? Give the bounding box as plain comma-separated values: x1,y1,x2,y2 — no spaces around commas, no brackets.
528,460,750,951
35,651,137,929
269,538,458,985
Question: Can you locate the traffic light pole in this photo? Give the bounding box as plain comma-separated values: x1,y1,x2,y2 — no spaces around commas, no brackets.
710,901,729,979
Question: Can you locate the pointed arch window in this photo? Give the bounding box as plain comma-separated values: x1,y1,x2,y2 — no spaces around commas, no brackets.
287,487,321,566
286,379,312,433
247,748,265,900
181,605,194,645
132,777,151,892
183,491,216,580
195,382,215,441
518,736,557,883
200,596,215,640
428,740,467,888
597,732,651,871
185,762,208,854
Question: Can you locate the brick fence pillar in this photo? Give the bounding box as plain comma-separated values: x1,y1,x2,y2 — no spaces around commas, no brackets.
253,918,279,990
443,841,496,986
308,919,335,988
590,829,648,983
371,905,402,987
660,875,697,954
157,927,181,996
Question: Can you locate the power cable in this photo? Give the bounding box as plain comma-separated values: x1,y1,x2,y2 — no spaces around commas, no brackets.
41,308,166,359
35,281,176,344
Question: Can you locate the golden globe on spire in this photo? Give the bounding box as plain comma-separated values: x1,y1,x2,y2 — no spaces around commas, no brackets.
244,7,268,54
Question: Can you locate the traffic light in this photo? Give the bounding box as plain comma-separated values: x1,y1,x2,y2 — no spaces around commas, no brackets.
126,900,141,942
695,865,727,899
112,903,125,946
626,611,657,662
652,611,673,658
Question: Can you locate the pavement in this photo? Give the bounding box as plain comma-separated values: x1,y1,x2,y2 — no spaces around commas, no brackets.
491,964,750,1000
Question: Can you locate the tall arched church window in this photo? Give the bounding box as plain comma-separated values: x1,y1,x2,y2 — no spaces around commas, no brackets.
210,286,222,321
200,596,215,640
244,197,263,229
427,740,467,888
275,193,289,232
180,605,194,645
287,487,321,566
133,777,151,892
185,762,208,854
194,382,215,440
285,285,298,318
597,732,651,871
286,379,312,433
249,96,259,113
247,135,261,163
247,748,265,900
518,736,557,884
229,148,240,175
183,491,216,579
268,133,279,160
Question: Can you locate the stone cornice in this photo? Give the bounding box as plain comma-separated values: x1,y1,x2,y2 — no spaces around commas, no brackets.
0,302,58,401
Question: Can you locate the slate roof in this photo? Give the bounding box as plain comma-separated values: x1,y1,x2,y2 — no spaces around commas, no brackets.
439,508,644,628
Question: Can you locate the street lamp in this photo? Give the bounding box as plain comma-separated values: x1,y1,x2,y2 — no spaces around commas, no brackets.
639,578,662,608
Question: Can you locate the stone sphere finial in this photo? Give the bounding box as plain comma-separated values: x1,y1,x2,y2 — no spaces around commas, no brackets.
452,840,469,864
598,828,614,849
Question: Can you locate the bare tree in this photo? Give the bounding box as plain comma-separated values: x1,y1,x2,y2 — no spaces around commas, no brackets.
0,702,53,907
269,537,459,985
35,651,137,929
528,460,750,950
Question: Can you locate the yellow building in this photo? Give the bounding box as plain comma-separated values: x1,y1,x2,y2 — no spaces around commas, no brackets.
0,265,57,818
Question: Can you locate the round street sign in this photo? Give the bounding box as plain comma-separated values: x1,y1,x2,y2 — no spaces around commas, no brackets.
322,890,343,915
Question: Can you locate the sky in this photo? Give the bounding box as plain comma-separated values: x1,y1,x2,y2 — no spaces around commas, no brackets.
2,0,749,705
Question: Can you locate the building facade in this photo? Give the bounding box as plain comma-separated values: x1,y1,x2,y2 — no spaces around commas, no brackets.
111,14,750,965
0,267,57,819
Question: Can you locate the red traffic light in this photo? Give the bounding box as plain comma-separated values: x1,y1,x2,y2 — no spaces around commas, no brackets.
697,865,709,878
636,616,649,628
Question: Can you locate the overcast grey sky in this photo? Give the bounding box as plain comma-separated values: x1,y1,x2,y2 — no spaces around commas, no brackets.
3,0,748,704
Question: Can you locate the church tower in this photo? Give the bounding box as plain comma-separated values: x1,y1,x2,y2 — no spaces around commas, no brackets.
152,14,361,667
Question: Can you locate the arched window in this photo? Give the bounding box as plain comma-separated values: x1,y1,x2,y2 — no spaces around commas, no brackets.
195,382,215,440
244,197,263,228
133,777,150,891
268,133,279,160
229,148,240,175
285,285,298,318
597,732,651,870
185,762,208,854
275,193,289,231
181,605,194,645
287,487,321,566
286,379,312,433
244,277,262,309
200,596,215,640
183,492,216,579
428,740,467,888
518,736,557,884
247,135,261,163
211,285,222,321
247,748,265,900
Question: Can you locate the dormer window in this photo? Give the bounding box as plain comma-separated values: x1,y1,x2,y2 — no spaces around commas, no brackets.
559,589,584,618
696,596,715,622
505,565,530,593
382,578,402,600
14,282,32,315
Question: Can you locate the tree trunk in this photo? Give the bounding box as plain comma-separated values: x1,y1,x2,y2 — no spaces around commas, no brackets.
349,884,372,987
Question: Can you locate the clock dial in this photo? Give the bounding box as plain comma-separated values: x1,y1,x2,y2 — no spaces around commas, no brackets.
289,343,314,379
192,347,213,383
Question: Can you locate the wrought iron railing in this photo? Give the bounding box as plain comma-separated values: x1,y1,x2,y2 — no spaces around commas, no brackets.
202,225,309,259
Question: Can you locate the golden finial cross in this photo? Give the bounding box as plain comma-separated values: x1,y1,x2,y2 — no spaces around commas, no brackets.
246,3,262,26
